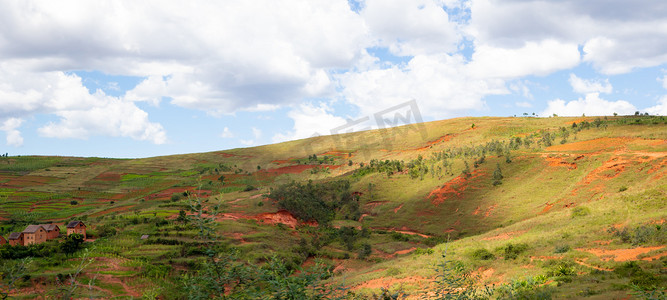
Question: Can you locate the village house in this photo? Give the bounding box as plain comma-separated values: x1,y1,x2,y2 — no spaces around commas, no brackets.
8,232,23,246
39,223,61,239
0,235,6,245
66,221,87,239
23,225,47,245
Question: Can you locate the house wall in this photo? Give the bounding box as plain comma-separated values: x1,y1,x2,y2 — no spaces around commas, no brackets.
9,235,23,246
67,225,86,239
24,229,47,245
0,236,6,245
46,227,60,240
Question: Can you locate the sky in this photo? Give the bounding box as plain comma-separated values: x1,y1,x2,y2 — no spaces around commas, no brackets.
1,0,666,158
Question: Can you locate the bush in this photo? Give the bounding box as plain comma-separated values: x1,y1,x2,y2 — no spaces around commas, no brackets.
357,243,372,259
70,200,78,205
554,244,571,253
571,206,591,218
470,248,495,260
619,186,628,192
499,243,529,260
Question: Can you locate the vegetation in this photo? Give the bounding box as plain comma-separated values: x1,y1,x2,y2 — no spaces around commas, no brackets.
0,115,665,298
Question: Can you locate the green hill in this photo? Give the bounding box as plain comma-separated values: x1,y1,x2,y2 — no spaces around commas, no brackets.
1,115,665,299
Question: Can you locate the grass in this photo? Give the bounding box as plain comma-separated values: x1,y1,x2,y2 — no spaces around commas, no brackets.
0,115,665,299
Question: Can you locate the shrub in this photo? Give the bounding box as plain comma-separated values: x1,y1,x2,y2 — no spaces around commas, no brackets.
69,200,78,205
470,248,495,260
554,244,571,254
571,206,591,218
357,243,372,259
499,243,529,260
619,186,628,192
171,193,182,202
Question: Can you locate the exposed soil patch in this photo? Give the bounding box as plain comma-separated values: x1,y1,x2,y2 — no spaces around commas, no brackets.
393,204,404,213
574,259,614,271
484,204,497,218
394,247,416,255
93,172,122,182
373,227,431,238
546,137,630,152
352,276,429,291
365,201,388,209
254,210,300,228
577,246,665,261
543,154,578,169
428,171,483,206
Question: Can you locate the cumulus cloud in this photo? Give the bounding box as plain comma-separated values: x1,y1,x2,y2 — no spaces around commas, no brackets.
0,65,167,144
569,74,613,94
0,118,24,147
273,102,347,142
0,1,367,114
469,0,667,74
468,40,580,78
645,96,667,116
339,53,507,119
541,93,636,117
362,0,460,56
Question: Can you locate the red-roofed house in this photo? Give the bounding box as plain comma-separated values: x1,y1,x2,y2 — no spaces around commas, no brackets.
8,232,23,246
23,225,47,245
39,224,61,240
66,221,87,239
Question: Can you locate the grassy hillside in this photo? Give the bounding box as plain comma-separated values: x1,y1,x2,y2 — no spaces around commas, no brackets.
0,115,665,299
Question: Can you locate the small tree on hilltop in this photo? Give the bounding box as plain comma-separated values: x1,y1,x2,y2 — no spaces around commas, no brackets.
61,233,85,256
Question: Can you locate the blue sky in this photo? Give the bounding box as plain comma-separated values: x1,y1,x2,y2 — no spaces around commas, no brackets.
1,0,666,158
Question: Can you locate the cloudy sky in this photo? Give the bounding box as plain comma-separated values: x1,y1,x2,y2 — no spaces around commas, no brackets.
1,0,666,158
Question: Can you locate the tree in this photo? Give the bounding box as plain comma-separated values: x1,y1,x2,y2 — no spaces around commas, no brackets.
493,163,503,186
61,233,84,256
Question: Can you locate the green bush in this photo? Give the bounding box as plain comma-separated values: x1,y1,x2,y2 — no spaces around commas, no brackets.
554,244,571,254
470,248,495,260
498,243,529,260
571,206,591,218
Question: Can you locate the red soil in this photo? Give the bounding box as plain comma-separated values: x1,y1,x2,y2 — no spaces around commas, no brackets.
427,171,483,206
254,210,300,228
352,276,429,291
365,201,388,208
394,247,417,255
543,154,578,169
576,246,665,261
472,206,481,215
373,227,431,238
93,172,122,181
484,204,497,218
546,137,630,152
574,259,614,271
394,204,404,213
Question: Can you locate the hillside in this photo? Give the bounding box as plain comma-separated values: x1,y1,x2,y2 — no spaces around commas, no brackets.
1,115,666,299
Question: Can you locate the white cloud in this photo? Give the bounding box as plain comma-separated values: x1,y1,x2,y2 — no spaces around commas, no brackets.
468,40,580,78
569,74,613,94
362,0,460,56
541,93,636,117
339,53,507,119
0,1,368,113
0,65,167,144
220,127,234,138
645,96,667,116
0,118,24,147
469,0,667,74
273,102,347,142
